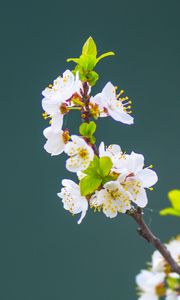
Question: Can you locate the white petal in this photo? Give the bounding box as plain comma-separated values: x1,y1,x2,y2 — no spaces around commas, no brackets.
99,141,105,156
61,179,79,190
43,127,65,156
77,202,88,224
107,144,121,155
138,293,158,300
130,152,144,173
103,206,118,218
104,181,120,190
43,127,52,139
64,141,79,156
102,82,116,102
108,107,134,124
42,97,60,115
91,93,103,107
137,168,158,188
95,189,109,206
66,156,90,172
51,113,63,132
133,188,148,208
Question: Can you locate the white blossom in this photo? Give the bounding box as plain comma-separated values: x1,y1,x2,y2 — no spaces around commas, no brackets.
90,181,132,218
152,238,180,272
43,126,66,156
57,179,88,224
166,289,180,300
64,135,94,172
91,82,134,124
116,151,158,208
42,70,82,130
99,143,158,208
136,270,165,300
99,141,122,170
167,239,180,263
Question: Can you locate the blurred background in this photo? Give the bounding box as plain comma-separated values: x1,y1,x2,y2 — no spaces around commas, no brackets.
1,0,180,299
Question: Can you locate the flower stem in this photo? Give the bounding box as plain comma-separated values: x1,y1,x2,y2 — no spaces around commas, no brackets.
127,207,180,274
81,82,99,156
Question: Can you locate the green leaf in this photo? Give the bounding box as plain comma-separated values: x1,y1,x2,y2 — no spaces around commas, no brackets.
79,121,96,137
80,156,114,196
79,123,88,136
102,175,115,185
86,71,99,86
77,54,96,71
160,189,180,217
82,37,97,57
83,156,99,176
96,51,115,63
66,57,80,63
87,121,96,136
98,156,113,177
160,208,180,217
167,276,180,290
168,189,180,211
67,37,115,87
80,175,102,196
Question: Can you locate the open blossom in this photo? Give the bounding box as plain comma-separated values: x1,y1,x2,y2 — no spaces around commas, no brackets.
117,152,158,207
152,238,180,273
43,126,68,156
90,181,132,218
57,179,88,224
99,142,122,170
64,135,94,172
136,237,180,300
99,142,158,208
42,70,82,130
90,82,134,124
136,270,166,300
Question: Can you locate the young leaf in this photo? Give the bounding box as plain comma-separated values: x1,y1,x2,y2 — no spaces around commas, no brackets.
160,208,180,217
87,71,99,86
96,51,115,63
168,189,180,211
159,189,180,217
82,37,97,57
80,175,102,196
101,175,115,185
79,123,88,136
86,121,96,136
83,155,99,176
98,156,113,177
66,58,80,63
79,121,96,137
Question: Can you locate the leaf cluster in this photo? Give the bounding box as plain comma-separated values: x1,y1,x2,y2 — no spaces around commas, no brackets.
79,121,96,144
80,156,114,196
67,37,115,86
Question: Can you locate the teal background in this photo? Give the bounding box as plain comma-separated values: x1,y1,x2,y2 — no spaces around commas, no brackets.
1,1,180,299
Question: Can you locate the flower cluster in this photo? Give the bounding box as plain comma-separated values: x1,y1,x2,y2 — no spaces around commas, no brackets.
42,72,158,224
41,37,158,224
136,237,180,300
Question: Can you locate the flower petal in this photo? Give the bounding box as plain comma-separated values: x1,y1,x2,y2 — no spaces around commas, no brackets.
137,168,158,188
108,107,134,124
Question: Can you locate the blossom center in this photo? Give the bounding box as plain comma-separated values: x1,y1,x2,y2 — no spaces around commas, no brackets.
78,148,89,159
155,283,166,297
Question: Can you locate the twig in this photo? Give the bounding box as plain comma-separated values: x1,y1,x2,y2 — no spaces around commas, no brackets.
81,82,99,156
127,207,180,274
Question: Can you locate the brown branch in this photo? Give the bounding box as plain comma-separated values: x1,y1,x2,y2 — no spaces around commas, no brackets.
81,82,99,156
127,207,180,275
